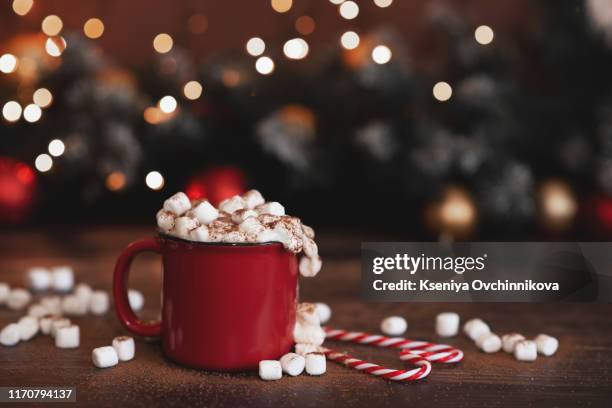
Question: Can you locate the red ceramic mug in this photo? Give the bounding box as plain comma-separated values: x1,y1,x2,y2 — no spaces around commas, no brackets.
113,234,298,371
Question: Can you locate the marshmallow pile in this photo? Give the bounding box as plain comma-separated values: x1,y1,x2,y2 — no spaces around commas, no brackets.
157,190,322,277
259,302,330,381
92,336,136,368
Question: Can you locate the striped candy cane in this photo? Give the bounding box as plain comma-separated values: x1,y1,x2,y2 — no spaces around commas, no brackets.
323,348,432,382
324,327,464,363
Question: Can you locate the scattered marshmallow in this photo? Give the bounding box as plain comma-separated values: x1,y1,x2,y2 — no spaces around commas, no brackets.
301,224,315,239
156,210,175,231
436,312,460,337
128,290,144,311
6,288,31,310
259,360,282,380
381,316,407,336
243,190,265,209
90,290,110,315
302,237,318,259
514,340,538,362
27,267,52,291
476,332,502,353
191,200,219,224
296,303,320,326
231,209,258,224
0,323,20,346
293,323,325,345
299,256,322,277
305,352,326,375
112,336,135,361
50,317,71,337
0,283,9,304
28,304,48,318
40,296,61,315
62,295,88,316
51,266,74,292
40,315,61,335
256,201,285,216
463,318,491,341
502,333,526,353
190,225,209,241
92,346,119,368
535,334,559,356
55,325,80,349
163,192,191,216
280,352,305,376
75,283,93,303
17,316,39,341
219,195,246,214
295,343,323,356
314,303,331,325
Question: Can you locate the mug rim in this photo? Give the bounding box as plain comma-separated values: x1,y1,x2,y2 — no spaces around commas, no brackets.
158,232,282,247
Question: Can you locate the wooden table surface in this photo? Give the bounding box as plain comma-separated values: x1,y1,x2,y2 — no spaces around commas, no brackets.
1,227,611,407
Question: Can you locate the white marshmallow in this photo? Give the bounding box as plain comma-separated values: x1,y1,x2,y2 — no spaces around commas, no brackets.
258,360,282,380
17,316,39,341
92,346,119,368
305,352,326,375
40,315,62,335
239,217,265,237
502,333,526,353
299,256,322,278
295,343,323,356
231,209,258,224
51,266,74,292
314,303,331,325
514,340,538,362
163,192,191,216
27,267,52,291
435,312,460,337
6,288,31,310
463,318,491,341
75,283,93,303
296,303,321,326
40,296,62,315
302,237,318,259
172,217,199,239
280,352,305,376
62,295,88,316
243,190,265,209
128,290,144,311
191,200,219,224
90,291,110,315
0,323,20,346
55,325,79,348
301,224,315,239
112,336,135,361
218,195,246,214
381,316,407,336
50,317,71,338
156,209,175,231
535,334,559,356
293,323,325,346
0,282,9,304
190,225,209,241
273,223,301,252
476,332,502,353
256,202,285,216
28,304,48,318
256,229,280,244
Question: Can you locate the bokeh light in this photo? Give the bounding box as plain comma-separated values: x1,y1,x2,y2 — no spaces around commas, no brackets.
271,0,292,13
23,104,42,123
34,154,53,172
339,1,359,20
2,101,22,122
340,31,360,50
374,0,393,8
295,16,315,35
41,15,63,36
183,81,203,100
283,38,309,60
0,54,18,74
33,88,53,108
372,45,392,64
106,171,126,191
255,56,275,75
146,171,165,190
153,33,173,54
158,96,177,113
12,0,33,16
246,37,266,57
433,81,453,101
45,36,67,57
48,139,65,157
475,25,494,45
539,180,577,230
83,18,105,39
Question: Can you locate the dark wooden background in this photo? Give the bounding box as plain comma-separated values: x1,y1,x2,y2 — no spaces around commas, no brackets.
1,227,611,407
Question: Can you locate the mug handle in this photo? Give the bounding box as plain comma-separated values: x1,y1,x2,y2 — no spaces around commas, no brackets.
113,238,162,337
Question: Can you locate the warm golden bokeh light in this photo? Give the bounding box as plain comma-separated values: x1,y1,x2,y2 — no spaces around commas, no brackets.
35,153,53,172
12,0,33,16
48,139,65,157
0,54,18,74
153,33,173,54
42,15,63,36
374,0,393,8
339,1,359,20
146,171,165,190
539,180,577,230
475,25,494,45
433,81,453,102
271,0,292,13
83,18,105,39
283,38,309,60
255,56,275,75
106,171,126,191
222,69,241,87
295,16,315,35
183,81,203,100
2,101,22,122
33,88,53,108
45,36,67,57
23,104,42,122
372,45,392,64
158,96,177,113
340,31,360,50
246,37,266,57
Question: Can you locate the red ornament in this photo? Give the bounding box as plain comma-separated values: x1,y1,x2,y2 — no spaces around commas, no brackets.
184,166,246,206
0,157,37,225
